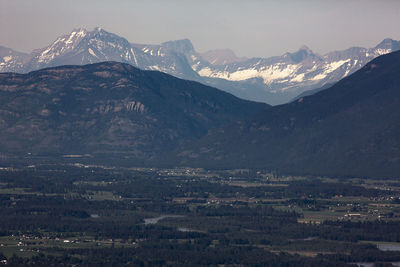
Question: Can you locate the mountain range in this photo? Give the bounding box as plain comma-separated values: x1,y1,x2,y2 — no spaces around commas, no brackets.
1,28,399,105
170,51,400,178
0,62,267,163
0,49,399,177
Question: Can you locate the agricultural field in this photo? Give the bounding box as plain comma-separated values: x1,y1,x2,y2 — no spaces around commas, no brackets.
0,164,400,265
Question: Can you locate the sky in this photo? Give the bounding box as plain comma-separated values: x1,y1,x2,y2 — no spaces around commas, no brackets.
1,0,399,58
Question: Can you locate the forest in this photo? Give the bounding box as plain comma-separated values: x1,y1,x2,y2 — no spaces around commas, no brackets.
0,164,400,266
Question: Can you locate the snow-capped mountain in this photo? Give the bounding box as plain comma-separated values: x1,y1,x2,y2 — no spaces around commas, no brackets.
0,28,200,80
188,40,400,104
1,28,399,104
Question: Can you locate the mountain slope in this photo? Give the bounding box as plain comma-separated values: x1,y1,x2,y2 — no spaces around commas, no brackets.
1,28,399,105
0,62,267,162
0,45,29,73
291,83,335,102
172,51,400,178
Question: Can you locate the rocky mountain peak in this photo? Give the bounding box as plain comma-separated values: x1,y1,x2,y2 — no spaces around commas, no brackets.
375,38,400,51
199,48,248,65
61,28,88,45
89,27,114,37
161,39,195,54
287,45,316,63
299,45,312,52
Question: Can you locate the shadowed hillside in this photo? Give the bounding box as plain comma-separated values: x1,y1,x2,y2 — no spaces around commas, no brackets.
172,51,400,178
0,62,268,163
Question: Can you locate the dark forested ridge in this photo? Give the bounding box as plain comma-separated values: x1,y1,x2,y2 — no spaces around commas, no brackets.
0,62,267,163
172,51,400,178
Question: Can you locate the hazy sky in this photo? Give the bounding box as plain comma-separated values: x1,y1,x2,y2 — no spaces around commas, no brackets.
1,0,399,58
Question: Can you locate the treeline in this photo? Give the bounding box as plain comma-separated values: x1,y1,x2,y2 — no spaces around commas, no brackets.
0,168,388,200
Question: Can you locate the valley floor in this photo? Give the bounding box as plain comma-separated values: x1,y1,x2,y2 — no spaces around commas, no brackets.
0,164,400,266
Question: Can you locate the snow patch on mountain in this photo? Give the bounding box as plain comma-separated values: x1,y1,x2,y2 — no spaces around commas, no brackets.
198,63,302,84
291,73,305,82
2,56,12,63
325,59,350,72
88,48,97,57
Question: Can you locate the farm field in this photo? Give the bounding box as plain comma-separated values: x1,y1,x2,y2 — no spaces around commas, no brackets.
0,164,400,265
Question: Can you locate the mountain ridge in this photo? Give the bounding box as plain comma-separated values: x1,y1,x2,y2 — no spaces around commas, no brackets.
0,61,268,163
1,28,399,105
